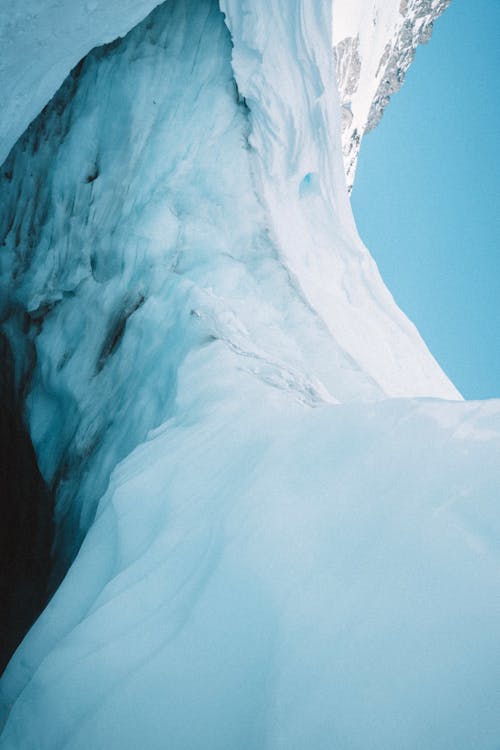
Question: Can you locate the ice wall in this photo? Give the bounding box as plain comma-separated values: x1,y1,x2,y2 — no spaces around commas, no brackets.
0,0,460,655
0,0,499,748
0,0,163,168
0,0,451,188
0,0,459,565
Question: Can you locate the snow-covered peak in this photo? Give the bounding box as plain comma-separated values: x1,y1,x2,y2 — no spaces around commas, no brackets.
333,0,451,190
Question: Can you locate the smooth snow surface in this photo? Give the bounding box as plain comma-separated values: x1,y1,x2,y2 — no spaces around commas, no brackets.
0,0,499,748
2,377,500,750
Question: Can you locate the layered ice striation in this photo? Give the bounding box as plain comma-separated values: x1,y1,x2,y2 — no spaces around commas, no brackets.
0,0,499,748
333,0,452,189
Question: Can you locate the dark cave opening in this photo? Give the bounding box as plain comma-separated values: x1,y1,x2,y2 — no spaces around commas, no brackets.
0,335,54,674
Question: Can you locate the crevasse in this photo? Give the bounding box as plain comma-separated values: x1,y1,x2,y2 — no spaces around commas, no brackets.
0,0,499,748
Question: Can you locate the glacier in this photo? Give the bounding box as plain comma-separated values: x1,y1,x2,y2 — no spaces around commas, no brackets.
0,0,499,748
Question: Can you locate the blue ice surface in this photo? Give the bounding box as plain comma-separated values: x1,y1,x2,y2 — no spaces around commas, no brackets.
352,0,500,400
0,0,499,747
299,171,319,197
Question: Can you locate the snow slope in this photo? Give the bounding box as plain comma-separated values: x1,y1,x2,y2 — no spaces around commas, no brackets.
2,371,500,749
0,0,499,748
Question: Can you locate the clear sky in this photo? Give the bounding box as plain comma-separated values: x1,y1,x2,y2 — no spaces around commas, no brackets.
351,0,500,400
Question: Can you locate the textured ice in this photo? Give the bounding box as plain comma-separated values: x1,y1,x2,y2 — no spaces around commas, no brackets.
0,0,162,167
0,0,450,184
0,0,459,559
0,0,499,748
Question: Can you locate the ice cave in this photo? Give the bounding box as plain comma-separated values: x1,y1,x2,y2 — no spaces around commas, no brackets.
0,0,499,748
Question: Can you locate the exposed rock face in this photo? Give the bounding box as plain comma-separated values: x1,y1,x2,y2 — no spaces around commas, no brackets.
333,0,452,190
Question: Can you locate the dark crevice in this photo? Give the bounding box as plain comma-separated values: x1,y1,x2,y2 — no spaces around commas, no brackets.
96,293,145,373
0,334,55,674
85,164,99,183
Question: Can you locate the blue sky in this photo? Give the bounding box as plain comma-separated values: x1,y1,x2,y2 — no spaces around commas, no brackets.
351,0,500,400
